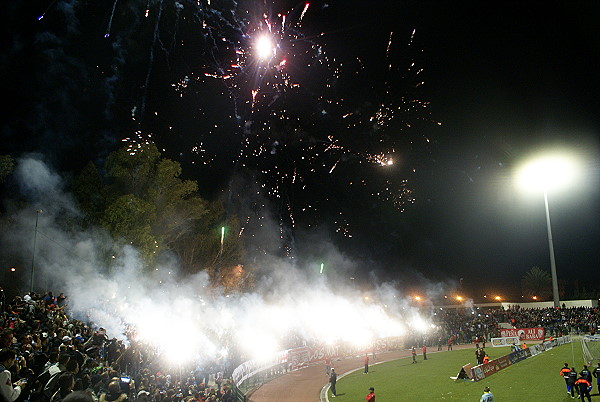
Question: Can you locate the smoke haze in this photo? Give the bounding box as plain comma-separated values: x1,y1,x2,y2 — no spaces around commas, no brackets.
1,155,450,366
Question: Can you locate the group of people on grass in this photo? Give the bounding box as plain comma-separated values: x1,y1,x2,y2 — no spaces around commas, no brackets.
560,362,600,401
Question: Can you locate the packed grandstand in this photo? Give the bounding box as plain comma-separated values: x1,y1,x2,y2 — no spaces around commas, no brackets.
0,289,598,402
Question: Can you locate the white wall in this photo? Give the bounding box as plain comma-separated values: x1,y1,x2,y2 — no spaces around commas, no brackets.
500,299,598,310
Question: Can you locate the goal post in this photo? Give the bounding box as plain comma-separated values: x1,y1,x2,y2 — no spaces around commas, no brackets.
581,335,600,366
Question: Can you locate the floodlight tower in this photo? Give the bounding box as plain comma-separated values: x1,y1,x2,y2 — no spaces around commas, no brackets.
516,153,579,308
30,209,43,292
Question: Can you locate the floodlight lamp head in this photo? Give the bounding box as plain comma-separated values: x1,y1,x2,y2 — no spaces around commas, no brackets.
516,152,579,194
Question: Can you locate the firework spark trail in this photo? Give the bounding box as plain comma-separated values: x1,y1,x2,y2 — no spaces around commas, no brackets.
138,0,164,120
160,2,185,58
386,31,393,71
299,2,310,25
190,1,340,208
105,0,119,37
38,0,59,20
409,28,416,44
101,1,436,245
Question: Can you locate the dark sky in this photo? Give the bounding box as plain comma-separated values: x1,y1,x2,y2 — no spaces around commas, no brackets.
395,1,600,296
1,0,599,299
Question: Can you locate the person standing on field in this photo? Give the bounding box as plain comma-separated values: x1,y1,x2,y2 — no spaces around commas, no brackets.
329,368,337,397
325,357,331,376
561,363,572,394
365,387,375,402
575,375,592,402
422,345,427,360
363,354,369,374
411,346,417,363
580,365,592,383
593,363,600,394
480,386,494,402
568,368,579,399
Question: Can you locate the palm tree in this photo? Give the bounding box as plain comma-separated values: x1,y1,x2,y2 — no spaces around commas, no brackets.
521,266,552,300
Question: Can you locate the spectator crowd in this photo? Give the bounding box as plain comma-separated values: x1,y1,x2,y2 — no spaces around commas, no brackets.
0,290,236,402
429,304,599,347
1,287,598,402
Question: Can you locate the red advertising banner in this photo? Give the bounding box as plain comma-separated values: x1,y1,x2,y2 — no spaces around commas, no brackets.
500,327,545,340
472,355,514,381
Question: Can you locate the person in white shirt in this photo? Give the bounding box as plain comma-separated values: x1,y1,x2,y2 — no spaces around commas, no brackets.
0,348,27,402
480,386,494,402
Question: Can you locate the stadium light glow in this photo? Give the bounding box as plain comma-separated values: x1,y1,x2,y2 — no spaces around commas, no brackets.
515,152,580,194
515,151,580,308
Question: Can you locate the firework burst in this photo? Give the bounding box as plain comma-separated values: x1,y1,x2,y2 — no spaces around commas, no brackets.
40,0,438,250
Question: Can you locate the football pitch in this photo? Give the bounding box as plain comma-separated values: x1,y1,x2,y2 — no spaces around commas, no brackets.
331,342,589,400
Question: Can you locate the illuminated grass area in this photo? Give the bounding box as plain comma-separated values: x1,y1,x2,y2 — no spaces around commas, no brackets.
333,343,584,400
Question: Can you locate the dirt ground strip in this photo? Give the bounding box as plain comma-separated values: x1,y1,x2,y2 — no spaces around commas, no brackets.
248,344,474,402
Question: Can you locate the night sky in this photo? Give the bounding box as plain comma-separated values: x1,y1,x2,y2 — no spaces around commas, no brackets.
1,0,599,299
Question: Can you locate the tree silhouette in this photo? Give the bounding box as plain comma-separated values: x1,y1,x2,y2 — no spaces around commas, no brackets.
521,266,552,300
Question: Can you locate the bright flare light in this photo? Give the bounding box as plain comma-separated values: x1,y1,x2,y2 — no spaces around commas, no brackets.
411,314,429,333
515,152,579,193
134,308,213,365
237,329,280,361
255,35,276,60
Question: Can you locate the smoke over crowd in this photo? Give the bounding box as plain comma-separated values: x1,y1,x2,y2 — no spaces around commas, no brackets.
1,155,451,368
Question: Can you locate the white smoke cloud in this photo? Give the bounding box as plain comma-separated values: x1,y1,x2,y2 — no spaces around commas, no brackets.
2,155,450,368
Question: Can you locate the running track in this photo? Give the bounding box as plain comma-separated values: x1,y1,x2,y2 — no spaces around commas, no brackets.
249,344,473,402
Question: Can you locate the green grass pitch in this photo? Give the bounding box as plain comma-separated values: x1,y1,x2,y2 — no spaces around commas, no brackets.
332,343,588,400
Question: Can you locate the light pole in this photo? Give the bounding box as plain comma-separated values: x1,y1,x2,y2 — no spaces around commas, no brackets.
516,153,578,308
30,209,43,292
542,189,560,308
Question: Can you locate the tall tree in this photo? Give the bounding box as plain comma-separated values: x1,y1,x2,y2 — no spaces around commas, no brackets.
521,266,552,300
72,162,106,225
73,143,244,275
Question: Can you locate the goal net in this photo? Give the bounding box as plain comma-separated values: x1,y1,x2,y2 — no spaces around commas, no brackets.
581,335,600,366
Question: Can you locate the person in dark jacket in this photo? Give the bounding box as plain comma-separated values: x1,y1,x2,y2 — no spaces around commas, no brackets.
50,372,75,402
580,365,592,383
593,363,600,394
567,368,579,399
99,380,127,402
575,375,591,402
560,363,572,394
329,368,337,397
